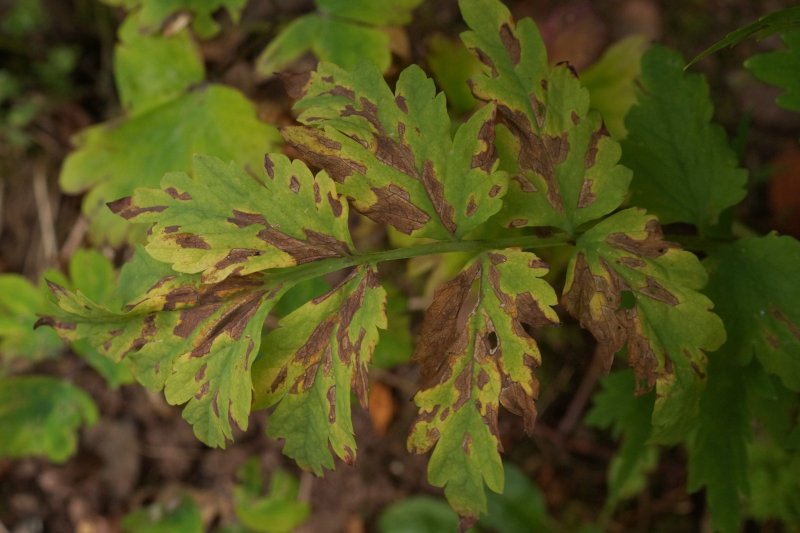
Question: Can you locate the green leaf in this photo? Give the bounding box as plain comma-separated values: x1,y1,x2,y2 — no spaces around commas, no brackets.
114,21,204,113
688,7,800,67
233,461,310,533
687,353,751,533
61,28,281,245
621,46,747,233
252,266,386,473
704,235,800,390
372,283,413,369
121,492,203,533
378,497,461,533
285,62,507,240
0,274,63,362
0,376,98,462
38,249,281,448
746,29,800,113
747,439,800,524
580,35,650,140
562,208,725,442
103,0,247,39
585,369,657,506
459,0,631,234
111,154,353,284
316,0,422,26
257,15,391,74
425,34,480,115
480,463,555,533
408,250,559,519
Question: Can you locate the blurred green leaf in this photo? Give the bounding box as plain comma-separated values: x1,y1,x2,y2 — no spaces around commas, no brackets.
425,34,480,115
121,492,203,533
233,459,310,533
378,496,460,533
372,283,412,369
0,275,63,363
0,376,98,462
746,29,800,112
102,0,247,39
480,463,555,533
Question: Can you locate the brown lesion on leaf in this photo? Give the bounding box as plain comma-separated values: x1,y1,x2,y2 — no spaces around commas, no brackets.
466,196,478,217
289,175,301,193
606,219,677,258
395,95,408,113
326,385,337,423
165,187,191,201
577,179,596,208
769,305,800,341
107,197,167,220
175,234,211,250
327,192,343,217
164,225,180,234
499,380,537,435
499,23,521,65
213,249,263,272
488,184,502,198
189,290,266,359
284,126,368,182
258,226,350,263
471,111,498,172
228,210,268,228
422,160,456,234
263,154,276,179
361,184,430,235
640,277,679,305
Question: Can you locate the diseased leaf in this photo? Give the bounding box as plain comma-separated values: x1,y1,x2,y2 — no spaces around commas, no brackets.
746,29,800,113
585,369,657,506
687,353,751,533
580,35,650,140
459,0,631,234
0,275,62,362
621,46,747,233
562,208,725,442
704,235,800,390
0,376,98,462
285,61,507,240
103,0,247,39
252,266,386,473
38,248,282,447
111,154,353,284
61,27,281,245
426,33,481,115
407,250,559,519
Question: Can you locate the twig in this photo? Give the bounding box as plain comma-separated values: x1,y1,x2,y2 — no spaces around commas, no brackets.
33,164,57,264
60,215,89,260
558,347,605,436
0,178,5,240
298,471,313,503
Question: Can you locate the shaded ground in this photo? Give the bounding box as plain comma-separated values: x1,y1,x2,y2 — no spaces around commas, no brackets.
1,0,799,531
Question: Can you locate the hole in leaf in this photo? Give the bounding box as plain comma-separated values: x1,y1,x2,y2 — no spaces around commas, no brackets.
487,331,498,352
620,290,636,310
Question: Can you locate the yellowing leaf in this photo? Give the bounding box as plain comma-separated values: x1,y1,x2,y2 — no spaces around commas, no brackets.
285,62,507,240
252,266,386,473
562,208,725,442
407,250,558,519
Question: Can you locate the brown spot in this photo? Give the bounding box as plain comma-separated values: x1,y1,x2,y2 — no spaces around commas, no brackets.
327,386,337,423
195,364,207,382
509,218,528,228
471,112,497,171
107,197,167,220
395,95,408,113
212,392,220,418
190,290,266,359
270,366,288,393
164,225,180,234
284,127,368,182
770,305,800,341
361,184,430,235
422,160,456,234
175,234,211,249
571,111,580,125
640,277,679,306
606,220,677,258
174,305,219,338
476,368,490,390
328,85,355,100
258,226,349,263
289,175,300,193
489,184,502,197
466,196,478,217
620,257,647,268
439,407,450,421
499,381,537,435
194,381,209,400
585,128,603,168
327,192,343,217
227,210,267,228
214,249,262,271
499,23,521,65
165,187,191,201
342,446,356,465
278,70,311,99
313,182,322,204
577,178,596,208
764,331,781,349
263,154,275,179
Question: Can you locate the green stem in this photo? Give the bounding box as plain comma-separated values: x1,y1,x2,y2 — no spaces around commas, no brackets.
267,233,573,286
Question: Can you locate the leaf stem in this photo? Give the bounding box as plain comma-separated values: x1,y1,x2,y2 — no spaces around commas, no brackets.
266,233,573,286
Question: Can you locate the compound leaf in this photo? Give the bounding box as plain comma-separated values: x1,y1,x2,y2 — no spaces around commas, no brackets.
61,28,281,245
621,46,747,233
0,376,98,462
459,0,631,234
746,29,800,113
285,61,507,240
252,266,386,474
110,154,353,284
38,248,282,447
407,250,559,519
562,208,725,442
704,235,800,390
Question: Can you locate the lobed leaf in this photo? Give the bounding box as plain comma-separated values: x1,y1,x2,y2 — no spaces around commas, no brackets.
111,154,353,284
407,250,559,519
0,376,98,462
38,249,281,447
704,235,800,390
459,0,631,234
0,275,63,362
746,29,800,113
252,266,386,474
103,0,247,39
621,46,748,233
285,61,507,240
562,208,725,442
